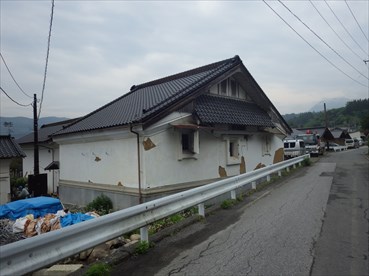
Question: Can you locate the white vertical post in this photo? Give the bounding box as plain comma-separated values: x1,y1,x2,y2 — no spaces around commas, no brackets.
140,226,148,242
293,164,296,169
231,190,236,200
267,175,271,182
252,181,256,190
198,203,205,217
299,162,302,167
286,167,290,172
278,170,282,177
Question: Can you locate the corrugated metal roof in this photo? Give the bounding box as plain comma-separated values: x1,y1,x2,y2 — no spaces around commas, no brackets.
55,56,242,136
0,136,26,159
194,94,275,127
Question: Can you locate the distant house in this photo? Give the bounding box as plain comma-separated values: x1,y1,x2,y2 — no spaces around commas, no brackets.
53,55,292,209
17,119,78,194
0,136,26,204
296,127,334,142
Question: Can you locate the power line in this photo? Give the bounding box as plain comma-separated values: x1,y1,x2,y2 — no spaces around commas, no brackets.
309,0,364,64
38,0,55,119
262,0,368,88
324,0,368,57
344,0,369,43
0,52,33,99
279,0,368,81
0,87,32,107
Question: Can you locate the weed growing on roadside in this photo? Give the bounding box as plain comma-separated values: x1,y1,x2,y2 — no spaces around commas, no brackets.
134,240,152,255
221,199,238,209
302,158,312,166
85,262,111,276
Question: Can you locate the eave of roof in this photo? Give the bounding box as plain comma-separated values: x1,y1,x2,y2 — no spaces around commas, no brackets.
0,136,26,159
17,118,79,144
194,94,275,128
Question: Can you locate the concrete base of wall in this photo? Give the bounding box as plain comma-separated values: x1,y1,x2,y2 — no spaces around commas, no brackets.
59,176,266,211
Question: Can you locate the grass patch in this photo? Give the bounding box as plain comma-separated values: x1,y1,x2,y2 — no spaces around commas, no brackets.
134,240,152,255
302,158,312,166
221,199,238,209
84,262,111,276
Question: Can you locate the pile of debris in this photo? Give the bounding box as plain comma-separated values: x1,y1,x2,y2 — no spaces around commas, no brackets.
0,219,25,246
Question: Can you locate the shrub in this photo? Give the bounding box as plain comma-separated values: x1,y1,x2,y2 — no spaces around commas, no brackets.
85,194,113,215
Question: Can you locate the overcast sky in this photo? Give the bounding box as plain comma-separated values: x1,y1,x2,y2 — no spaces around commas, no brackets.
1,0,368,119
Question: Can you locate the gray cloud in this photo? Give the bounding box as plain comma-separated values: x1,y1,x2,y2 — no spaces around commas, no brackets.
1,1,368,118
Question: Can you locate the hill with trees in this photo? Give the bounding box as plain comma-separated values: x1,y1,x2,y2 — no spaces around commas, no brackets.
283,99,369,134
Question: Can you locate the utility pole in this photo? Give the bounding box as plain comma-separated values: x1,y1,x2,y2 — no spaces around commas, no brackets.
33,94,39,175
324,103,330,151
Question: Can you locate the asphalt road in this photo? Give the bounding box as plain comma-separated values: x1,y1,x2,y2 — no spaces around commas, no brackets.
311,147,368,276
111,147,368,276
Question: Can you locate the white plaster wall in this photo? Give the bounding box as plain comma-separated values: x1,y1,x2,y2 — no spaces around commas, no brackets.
22,147,58,193
59,138,138,188
0,159,11,204
142,129,283,189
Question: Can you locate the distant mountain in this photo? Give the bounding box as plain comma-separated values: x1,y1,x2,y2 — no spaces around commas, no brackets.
309,97,349,112
0,117,70,139
283,99,368,130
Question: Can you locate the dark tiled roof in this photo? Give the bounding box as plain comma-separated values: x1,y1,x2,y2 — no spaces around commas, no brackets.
55,56,242,136
0,136,26,159
17,118,78,144
194,94,274,127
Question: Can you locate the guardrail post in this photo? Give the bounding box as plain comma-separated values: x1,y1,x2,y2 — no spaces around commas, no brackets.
286,166,290,172
293,164,296,169
198,203,205,217
299,162,302,167
231,190,236,200
140,226,148,242
252,181,256,189
266,175,271,182
278,170,282,177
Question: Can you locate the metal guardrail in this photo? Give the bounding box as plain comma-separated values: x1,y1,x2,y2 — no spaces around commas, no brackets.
0,154,309,276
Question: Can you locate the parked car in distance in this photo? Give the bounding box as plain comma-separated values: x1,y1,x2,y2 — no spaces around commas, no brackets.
345,139,355,149
326,142,347,152
284,139,306,159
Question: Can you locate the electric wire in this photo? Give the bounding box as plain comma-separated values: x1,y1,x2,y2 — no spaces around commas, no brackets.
279,0,368,81
0,53,33,99
309,0,364,63
344,0,369,43
324,0,368,57
0,87,32,107
38,0,55,119
262,0,368,88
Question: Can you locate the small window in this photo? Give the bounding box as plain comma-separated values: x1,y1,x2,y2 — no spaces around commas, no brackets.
284,142,289,148
219,80,227,95
182,133,194,153
230,79,237,97
262,135,271,156
229,141,238,157
290,142,296,148
226,138,241,165
179,130,199,160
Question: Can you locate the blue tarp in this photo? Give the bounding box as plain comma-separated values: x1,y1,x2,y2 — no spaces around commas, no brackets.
0,197,63,220
60,213,94,227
